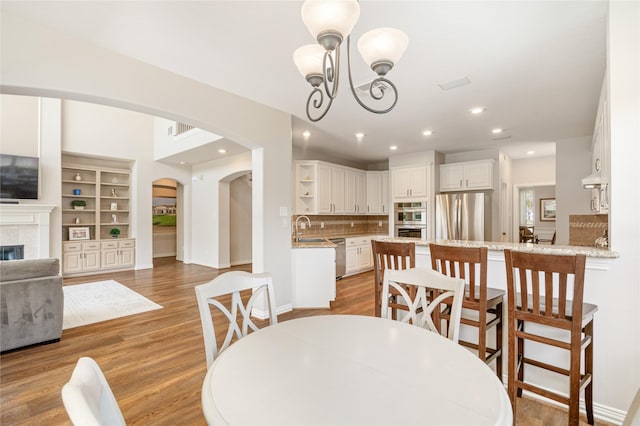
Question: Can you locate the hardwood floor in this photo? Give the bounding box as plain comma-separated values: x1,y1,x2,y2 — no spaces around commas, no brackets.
0,258,611,425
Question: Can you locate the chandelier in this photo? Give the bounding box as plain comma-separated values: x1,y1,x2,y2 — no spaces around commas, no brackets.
293,0,409,122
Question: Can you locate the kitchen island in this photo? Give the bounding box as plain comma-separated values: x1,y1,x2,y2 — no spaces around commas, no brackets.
380,237,623,423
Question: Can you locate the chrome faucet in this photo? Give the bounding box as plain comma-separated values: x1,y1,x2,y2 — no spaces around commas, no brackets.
294,215,311,242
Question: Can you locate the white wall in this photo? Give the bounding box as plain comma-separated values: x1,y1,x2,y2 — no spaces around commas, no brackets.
0,94,39,156
605,0,640,414
191,152,251,269
511,155,555,186
153,117,223,161
556,136,593,245
230,175,252,265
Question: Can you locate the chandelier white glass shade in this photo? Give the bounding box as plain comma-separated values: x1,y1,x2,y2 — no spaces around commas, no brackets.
294,0,408,122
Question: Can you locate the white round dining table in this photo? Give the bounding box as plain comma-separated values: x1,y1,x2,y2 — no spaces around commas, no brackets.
201,314,512,425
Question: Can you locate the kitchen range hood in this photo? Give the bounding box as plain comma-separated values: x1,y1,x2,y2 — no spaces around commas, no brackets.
582,173,603,189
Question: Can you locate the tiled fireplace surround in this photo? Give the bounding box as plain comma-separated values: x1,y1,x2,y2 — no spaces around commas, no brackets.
0,204,55,260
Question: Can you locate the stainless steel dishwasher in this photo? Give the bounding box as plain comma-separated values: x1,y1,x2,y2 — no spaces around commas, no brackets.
329,238,346,279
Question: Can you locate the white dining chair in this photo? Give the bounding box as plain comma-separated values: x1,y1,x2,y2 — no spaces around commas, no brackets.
382,267,465,343
61,357,126,426
195,271,278,368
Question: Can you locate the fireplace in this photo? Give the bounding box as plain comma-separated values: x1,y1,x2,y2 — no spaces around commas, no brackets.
0,204,55,259
0,245,24,261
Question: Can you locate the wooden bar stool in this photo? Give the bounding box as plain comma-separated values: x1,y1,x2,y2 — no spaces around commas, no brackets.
504,249,597,426
429,244,505,378
371,240,415,318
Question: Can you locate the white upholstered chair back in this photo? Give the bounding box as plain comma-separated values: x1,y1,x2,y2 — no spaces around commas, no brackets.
61,357,125,426
382,267,465,343
195,271,278,368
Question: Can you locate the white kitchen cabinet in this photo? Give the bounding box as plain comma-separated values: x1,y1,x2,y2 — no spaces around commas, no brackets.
292,246,335,308
391,166,427,198
296,161,384,215
62,241,101,274
589,77,609,214
344,168,367,214
439,160,493,192
345,236,374,276
366,171,389,214
317,163,346,214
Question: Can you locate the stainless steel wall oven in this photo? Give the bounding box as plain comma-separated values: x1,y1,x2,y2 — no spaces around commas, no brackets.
394,201,427,239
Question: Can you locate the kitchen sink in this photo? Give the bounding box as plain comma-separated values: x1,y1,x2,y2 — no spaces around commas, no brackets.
297,238,326,243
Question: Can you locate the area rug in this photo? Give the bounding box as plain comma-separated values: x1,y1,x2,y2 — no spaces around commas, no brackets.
63,280,162,329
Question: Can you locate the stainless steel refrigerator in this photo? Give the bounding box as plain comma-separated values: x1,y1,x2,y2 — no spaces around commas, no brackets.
435,192,491,241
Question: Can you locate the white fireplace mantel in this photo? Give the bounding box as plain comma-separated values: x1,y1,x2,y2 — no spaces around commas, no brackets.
0,204,55,259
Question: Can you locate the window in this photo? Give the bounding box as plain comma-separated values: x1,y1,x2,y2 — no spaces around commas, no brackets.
519,189,534,226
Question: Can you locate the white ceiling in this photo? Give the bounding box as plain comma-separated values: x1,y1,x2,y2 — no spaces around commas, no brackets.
2,1,607,166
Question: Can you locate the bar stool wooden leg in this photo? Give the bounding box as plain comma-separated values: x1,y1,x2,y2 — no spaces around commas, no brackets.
585,320,595,425
495,301,503,378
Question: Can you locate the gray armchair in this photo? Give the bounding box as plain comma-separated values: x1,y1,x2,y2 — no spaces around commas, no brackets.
0,258,63,352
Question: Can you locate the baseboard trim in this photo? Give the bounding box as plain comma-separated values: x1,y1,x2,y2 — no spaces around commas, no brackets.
252,304,293,320
503,375,626,425
231,259,252,266
135,263,154,270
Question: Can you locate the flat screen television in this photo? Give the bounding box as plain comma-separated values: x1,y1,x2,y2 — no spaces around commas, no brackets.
0,154,40,200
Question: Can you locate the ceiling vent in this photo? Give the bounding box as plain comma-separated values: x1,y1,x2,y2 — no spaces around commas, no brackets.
354,79,393,98
491,135,512,141
438,76,471,91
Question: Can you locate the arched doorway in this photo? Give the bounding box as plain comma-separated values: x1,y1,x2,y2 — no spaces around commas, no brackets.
152,178,181,259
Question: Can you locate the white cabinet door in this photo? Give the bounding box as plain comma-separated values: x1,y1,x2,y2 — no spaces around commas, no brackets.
440,165,465,191
440,161,493,192
358,243,372,269
101,248,119,268
409,167,428,196
366,172,382,214
63,252,83,274
317,164,333,213
392,168,411,198
346,246,358,274
465,162,492,189
332,167,346,213
120,247,135,267
83,250,101,271
381,171,389,213
344,169,357,213
392,166,427,198
355,171,367,214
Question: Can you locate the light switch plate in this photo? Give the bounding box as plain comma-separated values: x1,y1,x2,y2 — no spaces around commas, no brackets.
279,207,288,217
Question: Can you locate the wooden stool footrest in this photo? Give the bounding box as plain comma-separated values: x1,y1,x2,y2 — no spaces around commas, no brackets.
523,357,569,376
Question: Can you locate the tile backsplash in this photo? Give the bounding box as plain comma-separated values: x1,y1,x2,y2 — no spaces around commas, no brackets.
569,214,608,247
292,215,389,238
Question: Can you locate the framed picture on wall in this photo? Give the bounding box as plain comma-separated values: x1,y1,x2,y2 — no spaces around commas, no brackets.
540,198,556,221
69,227,90,240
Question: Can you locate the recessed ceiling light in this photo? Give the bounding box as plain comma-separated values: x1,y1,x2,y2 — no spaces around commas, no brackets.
302,130,311,138
390,145,398,151
218,149,227,154
526,150,535,155
179,161,186,165
355,132,365,141
422,130,433,136
470,107,485,114
492,128,503,134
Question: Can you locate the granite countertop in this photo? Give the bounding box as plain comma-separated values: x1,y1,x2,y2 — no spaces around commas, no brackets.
291,232,387,248
381,238,620,259
292,238,336,248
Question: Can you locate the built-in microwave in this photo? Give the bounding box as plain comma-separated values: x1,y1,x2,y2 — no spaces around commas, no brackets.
394,201,427,239
394,201,427,225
